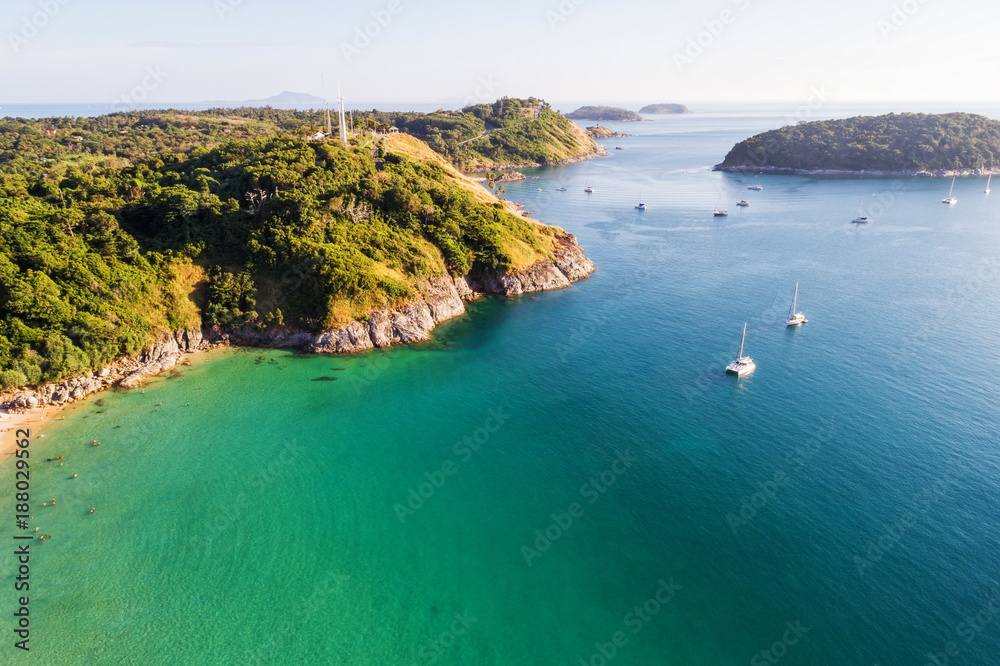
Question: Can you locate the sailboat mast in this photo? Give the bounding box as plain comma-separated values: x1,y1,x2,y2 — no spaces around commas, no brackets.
790,283,798,318
738,323,746,359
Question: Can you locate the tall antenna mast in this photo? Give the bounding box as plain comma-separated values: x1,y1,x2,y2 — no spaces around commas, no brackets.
321,76,332,136
337,84,348,144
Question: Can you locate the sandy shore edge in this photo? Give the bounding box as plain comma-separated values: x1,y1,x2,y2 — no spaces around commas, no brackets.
0,348,224,460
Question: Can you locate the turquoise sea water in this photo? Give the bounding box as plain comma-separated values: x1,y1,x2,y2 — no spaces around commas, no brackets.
4,108,1000,665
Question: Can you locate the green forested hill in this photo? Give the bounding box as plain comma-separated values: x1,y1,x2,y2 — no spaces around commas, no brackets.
0,119,564,390
362,97,599,171
718,112,1000,172
565,106,644,122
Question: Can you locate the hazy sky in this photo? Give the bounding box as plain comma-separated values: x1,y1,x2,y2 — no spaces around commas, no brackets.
2,0,998,105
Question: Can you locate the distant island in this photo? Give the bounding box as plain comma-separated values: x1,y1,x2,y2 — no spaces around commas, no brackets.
566,106,645,122
0,97,596,405
716,112,1000,176
638,104,692,114
198,90,329,107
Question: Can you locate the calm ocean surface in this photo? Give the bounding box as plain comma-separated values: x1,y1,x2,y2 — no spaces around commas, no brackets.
3,107,1000,665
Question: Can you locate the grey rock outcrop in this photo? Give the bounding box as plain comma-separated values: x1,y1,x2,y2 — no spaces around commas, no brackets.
1,328,211,411
230,234,596,355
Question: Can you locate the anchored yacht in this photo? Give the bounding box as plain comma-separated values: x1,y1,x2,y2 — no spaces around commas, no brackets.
725,323,756,376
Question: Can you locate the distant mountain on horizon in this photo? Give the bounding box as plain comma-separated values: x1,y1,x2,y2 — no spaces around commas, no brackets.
197,90,328,107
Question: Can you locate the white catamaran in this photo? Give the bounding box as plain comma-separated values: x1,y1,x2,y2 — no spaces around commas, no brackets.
725,322,756,376
786,283,808,326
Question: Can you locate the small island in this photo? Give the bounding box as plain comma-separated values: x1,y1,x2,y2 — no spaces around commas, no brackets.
638,103,692,114
586,126,629,139
566,106,645,122
716,112,1000,176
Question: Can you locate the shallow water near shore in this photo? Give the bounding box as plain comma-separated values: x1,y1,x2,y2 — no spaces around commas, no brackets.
4,106,1000,664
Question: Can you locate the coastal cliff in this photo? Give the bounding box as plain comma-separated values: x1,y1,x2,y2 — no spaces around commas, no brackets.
2,329,212,410
227,233,594,353
1,236,594,411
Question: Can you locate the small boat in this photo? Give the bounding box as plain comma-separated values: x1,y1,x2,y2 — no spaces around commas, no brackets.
786,283,807,326
725,323,756,376
736,197,750,207
584,182,594,193
851,197,869,224
748,184,763,191
634,191,645,210
556,187,567,192
986,173,992,194
713,195,728,217
616,146,625,150
942,176,958,204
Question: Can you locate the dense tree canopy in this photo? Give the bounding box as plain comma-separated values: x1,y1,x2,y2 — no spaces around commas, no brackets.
565,106,644,122
719,113,1000,172
0,102,572,390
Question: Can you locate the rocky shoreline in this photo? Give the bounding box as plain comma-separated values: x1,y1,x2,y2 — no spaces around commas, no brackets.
713,164,1000,177
1,235,595,412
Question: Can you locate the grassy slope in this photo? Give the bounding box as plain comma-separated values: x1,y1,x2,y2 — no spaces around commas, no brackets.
383,133,558,270
454,110,599,172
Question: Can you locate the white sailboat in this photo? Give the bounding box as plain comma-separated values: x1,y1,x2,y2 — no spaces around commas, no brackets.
634,191,645,210
713,195,728,217
942,176,958,204
786,283,808,326
726,322,755,376
986,173,991,195
851,197,869,224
